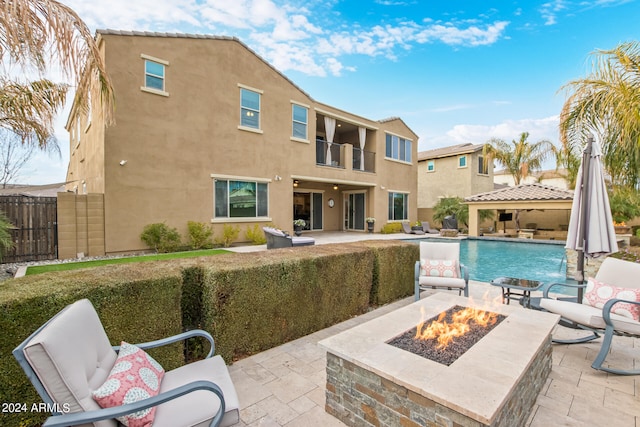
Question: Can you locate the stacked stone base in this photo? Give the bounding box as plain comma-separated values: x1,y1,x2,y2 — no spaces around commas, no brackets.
325,338,552,427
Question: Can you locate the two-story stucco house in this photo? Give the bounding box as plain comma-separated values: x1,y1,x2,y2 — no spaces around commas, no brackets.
416,143,494,222
63,30,419,256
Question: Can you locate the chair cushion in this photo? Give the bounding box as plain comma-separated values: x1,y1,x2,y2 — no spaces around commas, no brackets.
583,277,640,321
420,259,459,278
539,298,640,335
153,355,240,427
291,237,315,246
263,227,286,237
92,342,165,427
418,275,466,289
21,299,118,427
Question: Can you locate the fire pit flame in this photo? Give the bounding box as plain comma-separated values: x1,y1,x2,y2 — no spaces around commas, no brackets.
415,305,499,349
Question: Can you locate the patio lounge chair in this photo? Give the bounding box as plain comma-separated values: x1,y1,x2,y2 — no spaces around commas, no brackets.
420,221,439,234
538,257,640,375
415,241,469,300
13,299,240,426
263,227,315,249
401,222,425,235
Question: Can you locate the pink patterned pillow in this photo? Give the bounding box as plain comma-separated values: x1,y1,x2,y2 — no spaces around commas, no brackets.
583,277,640,321
420,259,459,278
92,342,165,427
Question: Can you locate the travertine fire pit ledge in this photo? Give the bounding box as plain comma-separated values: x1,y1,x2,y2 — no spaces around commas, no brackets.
319,292,560,425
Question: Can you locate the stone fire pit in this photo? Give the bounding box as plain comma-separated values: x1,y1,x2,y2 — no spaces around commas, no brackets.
319,293,560,427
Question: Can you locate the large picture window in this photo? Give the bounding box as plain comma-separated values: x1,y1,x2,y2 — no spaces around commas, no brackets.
215,179,268,218
292,104,308,140
240,88,261,129
388,192,408,221
385,134,412,163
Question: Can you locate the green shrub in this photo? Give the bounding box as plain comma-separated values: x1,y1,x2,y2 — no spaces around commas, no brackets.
187,221,214,250
215,224,240,248
203,245,374,361
140,222,182,253
0,240,418,425
380,222,403,234
0,262,186,427
245,224,267,245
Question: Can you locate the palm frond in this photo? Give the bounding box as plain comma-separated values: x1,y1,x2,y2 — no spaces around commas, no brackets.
0,0,114,124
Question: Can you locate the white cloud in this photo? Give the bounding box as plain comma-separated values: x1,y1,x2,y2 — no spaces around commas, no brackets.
540,0,570,25
446,116,560,145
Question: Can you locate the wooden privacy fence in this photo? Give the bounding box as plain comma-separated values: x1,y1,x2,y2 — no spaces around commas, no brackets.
0,195,57,263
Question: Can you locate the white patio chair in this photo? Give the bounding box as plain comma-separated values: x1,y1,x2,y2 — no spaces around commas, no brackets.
13,299,240,426
538,257,640,375
414,241,469,300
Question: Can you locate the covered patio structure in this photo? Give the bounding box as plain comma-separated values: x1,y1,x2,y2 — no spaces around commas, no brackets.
465,183,574,237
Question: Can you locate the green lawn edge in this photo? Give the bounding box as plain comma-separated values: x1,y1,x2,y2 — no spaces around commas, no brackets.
25,249,230,275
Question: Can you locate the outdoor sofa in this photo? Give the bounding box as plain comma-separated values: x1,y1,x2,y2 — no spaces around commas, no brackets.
263,227,315,249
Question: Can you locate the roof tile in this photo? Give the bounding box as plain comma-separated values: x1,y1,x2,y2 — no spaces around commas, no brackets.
465,182,574,202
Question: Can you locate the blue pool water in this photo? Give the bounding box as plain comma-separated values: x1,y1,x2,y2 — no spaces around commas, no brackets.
414,238,570,285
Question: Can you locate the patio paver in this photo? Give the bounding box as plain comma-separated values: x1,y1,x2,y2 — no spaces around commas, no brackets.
226,233,638,426
228,281,639,426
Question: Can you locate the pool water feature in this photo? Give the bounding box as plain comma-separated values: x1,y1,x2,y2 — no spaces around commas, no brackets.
416,237,572,286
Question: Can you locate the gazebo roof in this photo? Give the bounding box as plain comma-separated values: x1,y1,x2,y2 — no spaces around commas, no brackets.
465,182,574,203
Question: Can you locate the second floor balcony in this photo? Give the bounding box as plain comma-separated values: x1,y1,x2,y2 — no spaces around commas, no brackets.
316,140,375,173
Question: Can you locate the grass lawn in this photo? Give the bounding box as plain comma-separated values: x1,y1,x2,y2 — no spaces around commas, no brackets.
25,249,230,275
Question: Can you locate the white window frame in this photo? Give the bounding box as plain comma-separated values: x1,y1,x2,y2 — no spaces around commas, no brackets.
426,160,435,172
388,191,409,221
385,132,412,163
238,84,263,133
211,174,271,222
140,54,169,97
291,102,309,143
458,155,467,168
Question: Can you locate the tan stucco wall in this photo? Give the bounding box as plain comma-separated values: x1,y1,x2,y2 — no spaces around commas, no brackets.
65,34,418,253
417,151,493,209
57,192,105,259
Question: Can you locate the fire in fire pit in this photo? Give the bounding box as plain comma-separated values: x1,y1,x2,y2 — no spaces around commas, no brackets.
387,305,506,366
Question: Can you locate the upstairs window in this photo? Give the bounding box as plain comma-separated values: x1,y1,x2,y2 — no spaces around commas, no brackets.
240,88,261,129
292,104,308,140
140,54,169,96
427,160,435,172
385,133,412,163
144,60,165,91
458,155,467,168
478,155,489,175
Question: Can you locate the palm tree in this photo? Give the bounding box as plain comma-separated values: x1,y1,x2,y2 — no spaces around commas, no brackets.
0,0,115,149
483,132,555,229
559,41,640,189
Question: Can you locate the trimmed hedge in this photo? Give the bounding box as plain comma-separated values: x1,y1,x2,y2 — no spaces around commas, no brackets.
203,245,374,361
0,262,187,427
0,240,418,427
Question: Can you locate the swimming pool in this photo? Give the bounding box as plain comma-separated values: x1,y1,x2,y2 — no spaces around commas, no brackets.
413,237,570,285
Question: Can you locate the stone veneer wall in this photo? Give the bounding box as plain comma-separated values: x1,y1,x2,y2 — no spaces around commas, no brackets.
565,248,604,281
325,336,553,427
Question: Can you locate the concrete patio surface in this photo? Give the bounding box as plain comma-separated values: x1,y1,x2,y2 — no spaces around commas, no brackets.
222,232,640,427
225,232,639,427
228,285,639,426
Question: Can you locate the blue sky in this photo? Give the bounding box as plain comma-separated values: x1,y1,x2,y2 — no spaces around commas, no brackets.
24,0,640,184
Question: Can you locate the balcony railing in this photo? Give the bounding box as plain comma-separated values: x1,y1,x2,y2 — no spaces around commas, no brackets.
352,147,375,173
316,140,344,168
316,140,376,173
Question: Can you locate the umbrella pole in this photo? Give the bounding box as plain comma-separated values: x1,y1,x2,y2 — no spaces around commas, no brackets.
576,137,593,303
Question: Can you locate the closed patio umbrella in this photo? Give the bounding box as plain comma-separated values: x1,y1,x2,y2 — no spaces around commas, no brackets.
565,136,618,302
